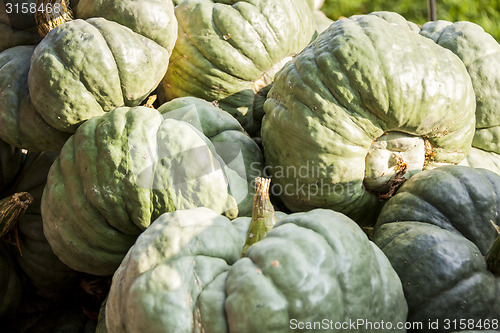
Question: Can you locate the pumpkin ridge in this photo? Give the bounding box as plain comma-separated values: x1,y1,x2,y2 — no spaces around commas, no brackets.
175,3,249,82
211,5,263,75
272,212,377,318
411,269,497,319
86,20,127,109
232,3,275,64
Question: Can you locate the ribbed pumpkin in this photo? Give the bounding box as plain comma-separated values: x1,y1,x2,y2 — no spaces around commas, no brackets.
261,12,475,226
42,97,263,276
0,0,177,151
12,151,84,301
373,165,500,331
159,0,317,134
99,178,407,332
420,20,500,175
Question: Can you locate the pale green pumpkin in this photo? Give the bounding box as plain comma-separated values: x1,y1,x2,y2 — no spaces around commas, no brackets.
421,20,500,175
42,97,263,276
159,0,317,134
0,0,178,151
262,12,475,226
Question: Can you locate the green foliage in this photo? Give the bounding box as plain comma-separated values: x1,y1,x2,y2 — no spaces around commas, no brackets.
321,0,500,41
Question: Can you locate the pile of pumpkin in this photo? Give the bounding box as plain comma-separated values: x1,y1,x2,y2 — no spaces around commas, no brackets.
1,0,499,331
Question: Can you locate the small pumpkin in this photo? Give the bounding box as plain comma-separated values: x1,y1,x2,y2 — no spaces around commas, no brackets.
0,0,178,151
100,178,407,332
42,97,263,276
261,11,475,226
373,165,500,331
420,20,500,175
159,0,317,134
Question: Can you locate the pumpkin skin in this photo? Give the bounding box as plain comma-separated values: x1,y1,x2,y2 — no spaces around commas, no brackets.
460,147,500,174
42,98,263,276
12,151,83,301
420,21,500,175
0,46,71,151
373,165,500,331
159,0,317,134
102,207,407,332
261,12,475,226
0,0,177,151
0,0,41,52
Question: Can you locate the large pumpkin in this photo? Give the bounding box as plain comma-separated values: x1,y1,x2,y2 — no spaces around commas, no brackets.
100,179,407,332
158,0,317,134
373,165,500,331
42,97,263,276
0,0,177,151
420,20,500,175
261,12,475,226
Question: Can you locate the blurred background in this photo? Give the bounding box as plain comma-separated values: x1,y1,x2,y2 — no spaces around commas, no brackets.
321,0,500,41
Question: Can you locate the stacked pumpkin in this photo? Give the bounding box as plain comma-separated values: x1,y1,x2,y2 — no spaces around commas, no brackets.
0,0,499,331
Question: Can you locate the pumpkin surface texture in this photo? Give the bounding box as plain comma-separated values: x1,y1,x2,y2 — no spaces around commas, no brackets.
373,165,500,332
159,0,317,134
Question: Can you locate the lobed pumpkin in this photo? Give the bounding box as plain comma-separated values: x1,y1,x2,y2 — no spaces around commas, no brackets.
159,0,317,134
261,12,475,226
42,97,263,276
0,0,178,151
0,241,24,318
12,151,84,301
100,180,407,332
373,165,500,331
420,20,500,175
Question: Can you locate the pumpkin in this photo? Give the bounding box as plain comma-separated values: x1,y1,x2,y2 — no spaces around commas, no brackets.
42,97,263,276
373,165,500,331
0,46,71,151
158,0,317,134
100,178,407,332
0,0,177,151
11,151,85,301
0,0,41,52
261,11,476,226
420,20,500,175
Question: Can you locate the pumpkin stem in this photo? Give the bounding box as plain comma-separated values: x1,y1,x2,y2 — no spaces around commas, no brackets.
242,177,277,256
486,220,500,276
35,0,74,37
0,192,33,256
